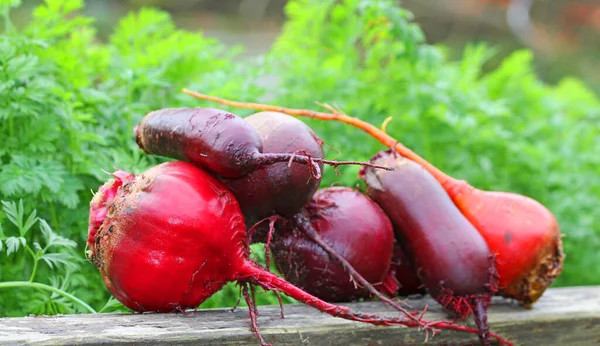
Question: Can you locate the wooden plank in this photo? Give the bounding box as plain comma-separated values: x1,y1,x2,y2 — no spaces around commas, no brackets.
1,286,599,346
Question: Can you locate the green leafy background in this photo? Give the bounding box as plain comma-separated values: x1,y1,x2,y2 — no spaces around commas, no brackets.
0,0,598,316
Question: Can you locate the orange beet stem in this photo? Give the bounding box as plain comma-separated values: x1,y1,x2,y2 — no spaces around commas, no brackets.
182,89,454,186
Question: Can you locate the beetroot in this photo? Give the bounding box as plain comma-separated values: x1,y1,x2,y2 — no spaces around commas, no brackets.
384,243,426,297
87,161,508,345
361,151,499,346
271,187,395,302
134,107,387,180
223,111,324,231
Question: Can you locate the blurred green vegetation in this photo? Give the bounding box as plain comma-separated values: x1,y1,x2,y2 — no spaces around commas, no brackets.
0,0,598,317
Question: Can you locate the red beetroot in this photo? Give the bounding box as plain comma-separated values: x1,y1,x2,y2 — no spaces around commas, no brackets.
271,187,395,302
87,161,507,345
362,151,499,346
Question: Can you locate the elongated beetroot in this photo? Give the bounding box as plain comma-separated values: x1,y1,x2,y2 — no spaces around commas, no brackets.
271,187,395,302
223,111,324,230
362,151,498,346
135,107,264,179
134,107,387,181
183,91,564,306
88,161,508,345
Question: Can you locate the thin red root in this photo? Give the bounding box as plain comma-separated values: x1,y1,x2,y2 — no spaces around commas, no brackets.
238,262,512,345
293,213,428,329
231,286,243,312
264,217,277,270
250,283,259,318
473,299,491,346
257,152,393,181
274,291,285,319
242,284,271,346
248,216,284,269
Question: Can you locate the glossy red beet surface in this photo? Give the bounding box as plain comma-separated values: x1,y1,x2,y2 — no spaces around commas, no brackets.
88,161,248,312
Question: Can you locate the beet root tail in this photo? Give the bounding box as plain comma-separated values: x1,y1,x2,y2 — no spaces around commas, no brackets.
236,261,511,344
254,152,392,181
247,215,284,266
472,298,491,346
242,283,271,346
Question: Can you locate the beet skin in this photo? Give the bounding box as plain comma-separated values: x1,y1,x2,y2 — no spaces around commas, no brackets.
135,107,264,179
362,151,498,346
271,187,395,302
223,111,324,228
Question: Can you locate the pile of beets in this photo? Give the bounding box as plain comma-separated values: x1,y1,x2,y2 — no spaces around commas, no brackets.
87,102,565,346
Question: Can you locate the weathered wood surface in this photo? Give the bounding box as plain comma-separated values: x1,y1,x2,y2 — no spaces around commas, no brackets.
1,286,599,346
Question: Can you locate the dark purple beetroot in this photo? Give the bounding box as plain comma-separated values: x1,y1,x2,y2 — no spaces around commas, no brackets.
135,108,358,180
222,112,324,231
271,187,395,302
381,242,426,297
361,151,498,346
135,108,266,179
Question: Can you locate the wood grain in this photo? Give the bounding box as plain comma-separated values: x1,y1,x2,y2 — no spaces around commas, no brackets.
1,286,599,346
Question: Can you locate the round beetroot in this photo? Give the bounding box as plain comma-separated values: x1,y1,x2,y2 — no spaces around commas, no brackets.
88,161,248,312
271,187,395,302
223,111,324,228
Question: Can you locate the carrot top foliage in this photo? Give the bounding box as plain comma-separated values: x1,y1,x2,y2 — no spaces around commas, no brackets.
0,0,598,317
0,0,268,316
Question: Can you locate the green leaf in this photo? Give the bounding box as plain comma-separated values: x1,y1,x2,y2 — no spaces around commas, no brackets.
40,219,77,249
37,161,66,194
21,209,38,236
40,252,79,271
5,236,21,255
0,0,21,10
98,296,125,313
53,176,83,209
0,159,44,196
1,200,23,229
